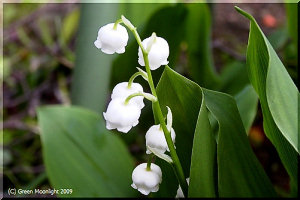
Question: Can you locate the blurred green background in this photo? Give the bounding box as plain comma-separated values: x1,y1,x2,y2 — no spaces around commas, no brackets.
1,2,297,197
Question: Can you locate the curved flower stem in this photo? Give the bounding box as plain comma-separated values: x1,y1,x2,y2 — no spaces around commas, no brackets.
128,71,148,88
124,92,157,104
126,25,189,197
113,19,122,30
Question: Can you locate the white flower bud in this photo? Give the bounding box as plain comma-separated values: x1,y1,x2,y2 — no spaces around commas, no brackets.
145,125,176,155
94,23,129,54
176,178,190,198
103,98,141,133
138,36,169,70
111,82,144,109
131,163,162,195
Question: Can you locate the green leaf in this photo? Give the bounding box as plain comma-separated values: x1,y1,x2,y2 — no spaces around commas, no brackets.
157,66,276,197
234,85,258,134
267,48,298,151
157,68,203,170
203,88,276,197
218,62,258,133
189,97,217,197
71,4,119,112
236,6,298,194
184,4,220,89
155,64,202,197
37,106,137,197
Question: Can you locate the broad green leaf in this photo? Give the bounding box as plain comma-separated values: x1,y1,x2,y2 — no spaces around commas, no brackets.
234,85,258,134
155,65,202,197
157,66,275,197
219,62,258,133
267,47,298,151
38,106,137,197
236,7,298,194
184,4,220,89
157,68,203,172
189,97,217,197
71,4,119,112
203,88,276,197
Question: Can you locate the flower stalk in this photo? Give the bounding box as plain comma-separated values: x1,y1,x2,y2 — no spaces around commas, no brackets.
113,19,122,30
124,92,156,105
128,71,148,88
146,154,154,171
127,24,189,197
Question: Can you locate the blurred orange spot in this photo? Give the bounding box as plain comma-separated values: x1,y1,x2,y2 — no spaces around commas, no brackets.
263,14,277,28
249,126,265,147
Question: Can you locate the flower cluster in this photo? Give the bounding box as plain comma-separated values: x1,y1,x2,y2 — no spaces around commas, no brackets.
95,16,180,196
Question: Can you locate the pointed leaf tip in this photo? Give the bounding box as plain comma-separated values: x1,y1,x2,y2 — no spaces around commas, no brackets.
234,6,255,22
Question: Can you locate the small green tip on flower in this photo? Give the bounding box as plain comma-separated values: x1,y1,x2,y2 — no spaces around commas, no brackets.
166,106,173,132
146,32,157,53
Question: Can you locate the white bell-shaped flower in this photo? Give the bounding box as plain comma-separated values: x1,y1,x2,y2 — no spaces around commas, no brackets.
103,98,141,133
94,23,129,54
176,178,190,198
138,36,169,70
145,125,176,155
131,163,162,195
111,82,144,109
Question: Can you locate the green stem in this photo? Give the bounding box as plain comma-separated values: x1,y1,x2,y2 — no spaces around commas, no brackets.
128,71,146,88
146,154,154,171
124,92,143,104
124,92,156,104
113,19,122,30
127,24,189,197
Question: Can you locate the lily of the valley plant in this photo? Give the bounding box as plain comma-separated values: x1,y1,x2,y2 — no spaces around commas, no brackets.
95,16,189,197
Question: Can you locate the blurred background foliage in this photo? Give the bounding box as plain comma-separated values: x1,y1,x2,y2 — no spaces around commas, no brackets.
2,2,297,197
